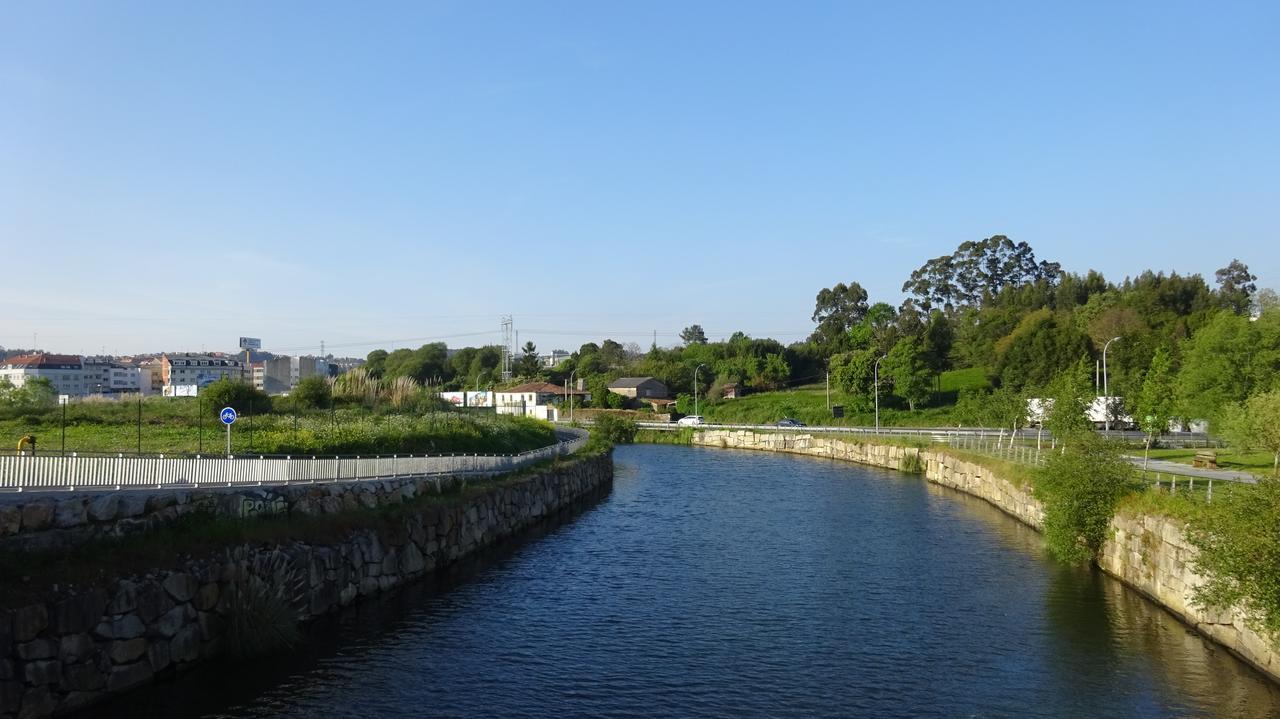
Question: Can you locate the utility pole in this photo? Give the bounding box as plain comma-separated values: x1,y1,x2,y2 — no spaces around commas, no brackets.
874,354,887,431
826,370,831,412
500,315,513,381
694,364,707,417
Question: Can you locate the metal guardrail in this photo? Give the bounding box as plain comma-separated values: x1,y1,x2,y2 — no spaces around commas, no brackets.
629,421,1216,448
0,430,590,493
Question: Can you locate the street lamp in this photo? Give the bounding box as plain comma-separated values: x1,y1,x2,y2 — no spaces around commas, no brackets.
873,354,888,431
694,364,707,417
566,369,578,423
1102,336,1121,433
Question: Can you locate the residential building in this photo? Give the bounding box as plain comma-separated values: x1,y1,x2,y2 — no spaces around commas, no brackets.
258,357,293,394
161,353,244,389
495,381,589,419
138,358,164,395
0,354,86,395
607,377,669,400
291,355,330,385
540,350,571,368
82,358,143,394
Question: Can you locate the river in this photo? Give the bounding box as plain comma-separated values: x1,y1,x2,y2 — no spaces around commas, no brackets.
99,444,1280,718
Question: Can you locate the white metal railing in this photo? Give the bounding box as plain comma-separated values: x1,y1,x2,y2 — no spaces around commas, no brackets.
0,430,589,492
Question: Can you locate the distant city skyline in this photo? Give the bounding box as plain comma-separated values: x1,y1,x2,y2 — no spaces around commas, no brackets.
3,2,1276,357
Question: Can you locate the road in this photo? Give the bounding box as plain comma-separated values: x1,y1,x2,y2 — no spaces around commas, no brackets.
1127,457,1257,484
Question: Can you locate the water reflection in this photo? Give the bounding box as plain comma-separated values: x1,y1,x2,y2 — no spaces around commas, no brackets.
100,446,1280,719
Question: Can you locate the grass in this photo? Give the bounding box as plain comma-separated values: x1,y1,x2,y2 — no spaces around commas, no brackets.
1137,448,1275,478
0,398,556,457
634,428,694,445
938,367,991,394
1117,484,1219,524
692,367,991,428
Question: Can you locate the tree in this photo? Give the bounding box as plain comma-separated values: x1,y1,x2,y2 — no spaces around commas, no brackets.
1035,433,1135,563
829,349,877,410
290,375,332,410
0,376,56,409
902,235,1061,310
1043,360,1095,445
1215,259,1258,316
517,341,540,377
1134,348,1176,468
201,378,272,415
883,337,932,411
1186,476,1280,635
364,349,389,378
680,324,708,345
1255,288,1280,316
1176,311,1260,421
993,310,1092,392
986,385,1028,444
810,281,870,348
848,302,898,355
756,353,791,391
1219,389,1280,476
920,310,954,377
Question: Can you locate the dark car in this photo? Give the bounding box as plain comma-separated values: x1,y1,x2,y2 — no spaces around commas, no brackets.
775,418,806,428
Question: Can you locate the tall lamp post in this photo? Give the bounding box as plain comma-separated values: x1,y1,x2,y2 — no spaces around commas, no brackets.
1102,336,1121,433
694,364,707,417
873,354,887,431
566,369,578,423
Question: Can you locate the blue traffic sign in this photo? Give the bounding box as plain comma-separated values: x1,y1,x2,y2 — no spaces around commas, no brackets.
220,407,238,425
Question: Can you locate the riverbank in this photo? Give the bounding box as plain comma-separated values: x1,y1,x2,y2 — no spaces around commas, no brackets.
0,450,614,719
685,429,1280,684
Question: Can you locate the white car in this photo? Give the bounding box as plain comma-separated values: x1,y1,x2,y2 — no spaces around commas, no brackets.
676,415,705,426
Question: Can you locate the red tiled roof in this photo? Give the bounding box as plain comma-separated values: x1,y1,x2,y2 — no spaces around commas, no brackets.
3,354,82,369
502,382,588,395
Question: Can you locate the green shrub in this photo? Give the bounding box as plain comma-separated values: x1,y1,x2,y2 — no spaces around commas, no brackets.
899,450,924,474
201,379,273,415
592,414,637,444
223,550,306,657
289,376,331,410
1033,433,1137,563
1186,478,1280,637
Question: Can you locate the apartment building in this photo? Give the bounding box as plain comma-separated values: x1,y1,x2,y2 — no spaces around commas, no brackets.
160,353,244,389
0,354,86,395
82,358,144,394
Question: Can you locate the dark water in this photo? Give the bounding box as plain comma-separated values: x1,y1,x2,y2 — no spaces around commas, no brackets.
104,445,1280,718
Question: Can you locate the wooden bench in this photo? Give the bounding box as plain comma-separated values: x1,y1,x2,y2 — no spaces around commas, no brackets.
1193,450,1219,469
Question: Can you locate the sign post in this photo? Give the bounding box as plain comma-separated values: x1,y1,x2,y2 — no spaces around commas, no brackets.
239,337,261,383
221,406,237,456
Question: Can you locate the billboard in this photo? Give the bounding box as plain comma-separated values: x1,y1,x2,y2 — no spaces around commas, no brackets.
440,391,494,407
239,337,262,350
163,384,200,398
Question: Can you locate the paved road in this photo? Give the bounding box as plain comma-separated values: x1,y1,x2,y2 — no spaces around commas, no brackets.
1126,456,1256,483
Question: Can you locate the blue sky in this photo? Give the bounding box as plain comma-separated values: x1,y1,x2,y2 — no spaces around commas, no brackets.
2,1,1277,357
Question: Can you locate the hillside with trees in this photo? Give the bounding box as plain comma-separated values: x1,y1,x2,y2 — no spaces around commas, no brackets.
356,235,1274,432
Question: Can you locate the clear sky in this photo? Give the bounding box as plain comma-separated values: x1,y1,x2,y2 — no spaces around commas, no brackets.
2,1,1277,357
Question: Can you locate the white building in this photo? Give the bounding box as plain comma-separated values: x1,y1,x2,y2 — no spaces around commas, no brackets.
291,355,330,386
0,354,86,395
495,381,589,420
540,350,571,368
161,353,244,389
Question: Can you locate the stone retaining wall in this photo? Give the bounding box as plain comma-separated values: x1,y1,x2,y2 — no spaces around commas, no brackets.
691,430,1280,683
0,452,613,719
